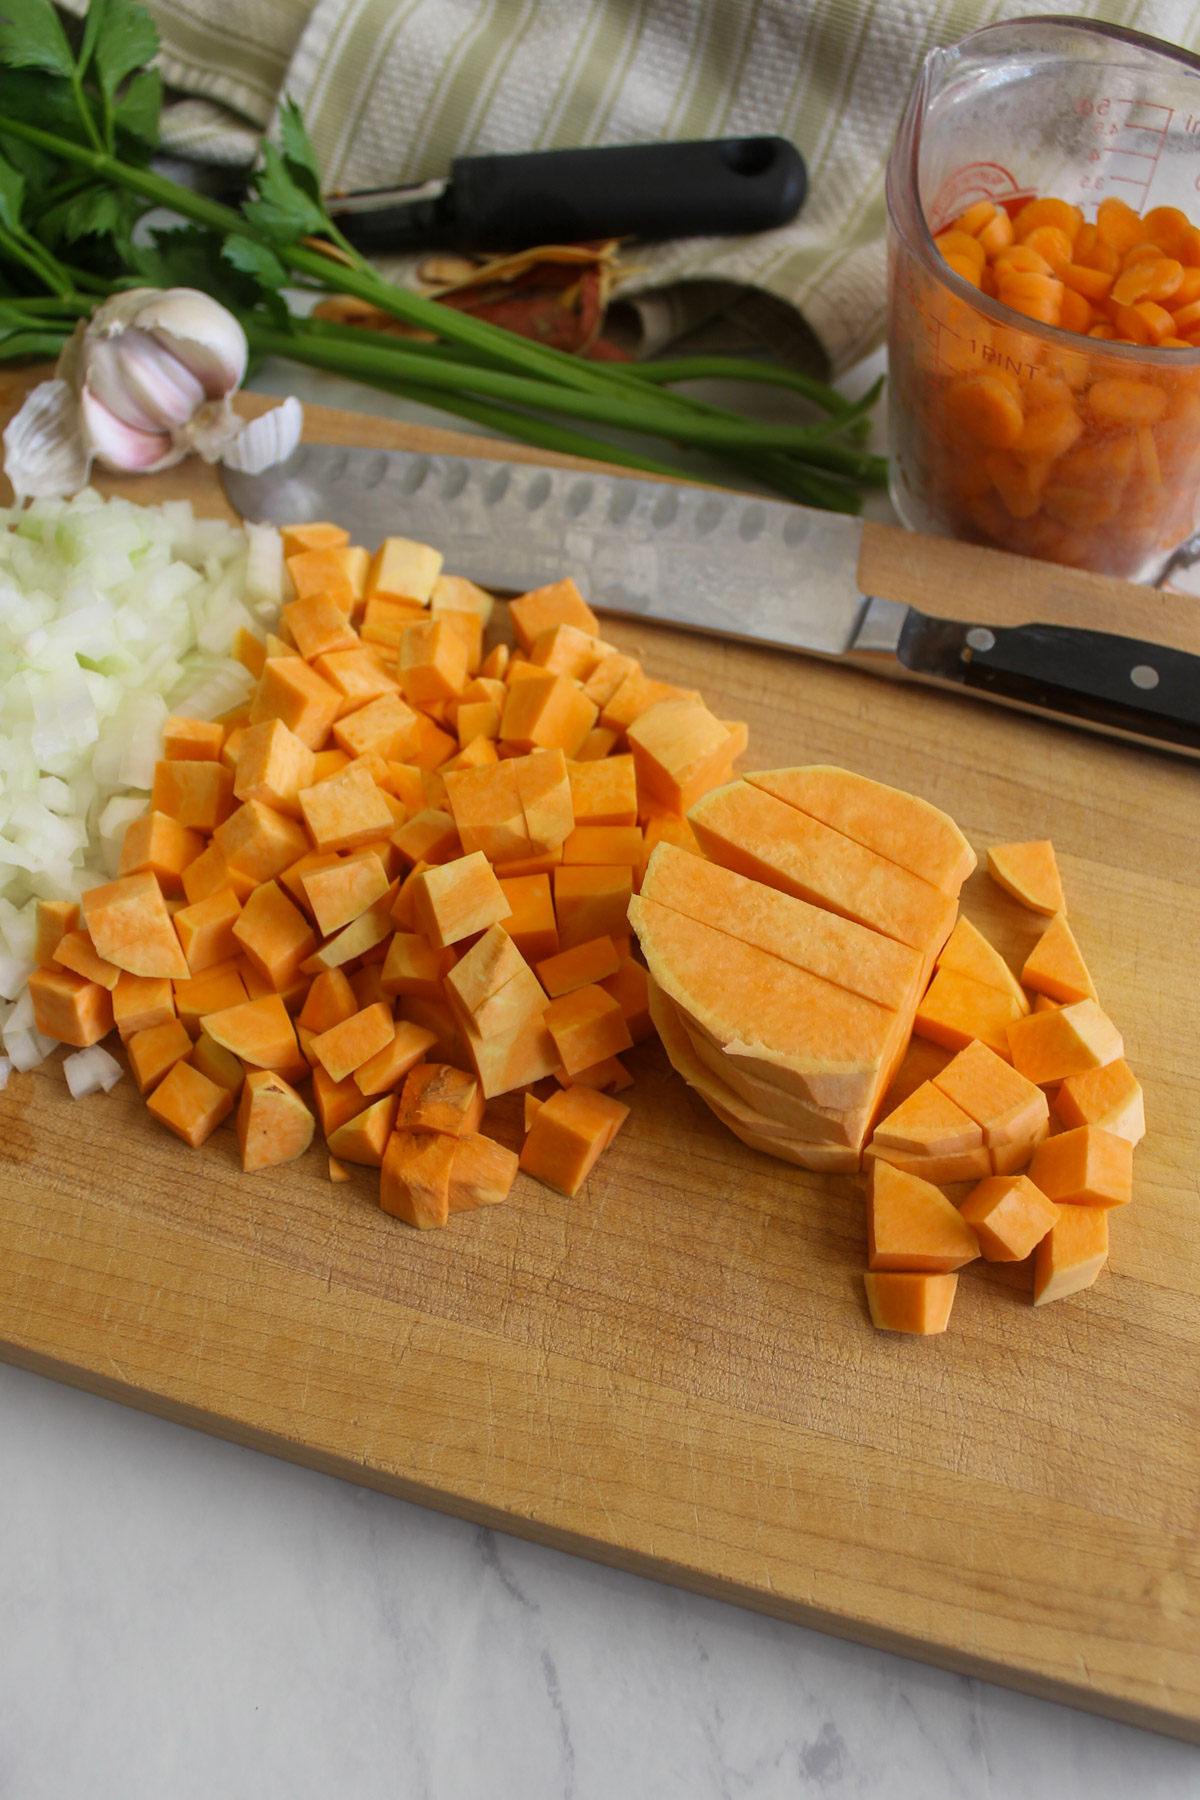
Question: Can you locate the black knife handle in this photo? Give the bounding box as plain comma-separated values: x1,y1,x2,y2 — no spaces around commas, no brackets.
896,614,1200,752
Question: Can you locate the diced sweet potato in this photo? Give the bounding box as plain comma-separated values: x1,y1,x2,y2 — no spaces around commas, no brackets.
301,882,399,973
536,936,621,998
628,699,737,814
232,880,317,991
250,656,342,749
867,1160,980,1271
599,957,653,1045
1028,1124,1133,1207
296,967,357,1034
936,916,1029,1013
119,811,204,893
173,965,249,1035
863,1271,958,1334
871,1081,984,1156
397,1061,484,1137
543,984,633,1076
329,1155,352,1183
28,965,113,1047
561,826,643,867
233,718,316,818
163,715,224,762
528,622,611,681
151,758,235,833
411,851,512,948
581,652,638,711
81,872,189,980
498,874,559,964
568,754,638,827
312,647,399,716
52,929,121,991
500,671,597,757
866,1143,992,1184
311,1001,395,1083
959,1174,1061,1261
287,545,356,607
554,864,633,951
299,766,394,854
112,971,175,1042
367,536,443,605
915,966,1024,1059
398,618,470,704
1055,1058,1145,1145
213,801,310,884
431,572,495,625
1021,913,1098,1003
392,807,463,866
237,1070,315,1171
444,925,527,1029
1033,1205,1108,1305
331,692,420,763
34,899,79,966
301,850,389,938
1006,998,1123,1084
174,887,243,975
443,760,530,863
281,522,350,558
601,671,700,735
353,1020,438,1097
987,840,1066,914
448,1132,519,1210
514,748,574,854
181,842,255,905
127,1016,193,1093
283,591,358,659
930,1038,1049,1146
555,1055,632,1093
146,1059,233,1146
519,1083,630,1196
380,1128,458,1227
190,1031,245,1097
379,931,451,999
509,577,599,652
202,993,303,1075
326,1094,399,1166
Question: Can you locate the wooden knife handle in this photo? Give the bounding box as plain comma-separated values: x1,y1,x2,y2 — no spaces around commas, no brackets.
857,517,1200,656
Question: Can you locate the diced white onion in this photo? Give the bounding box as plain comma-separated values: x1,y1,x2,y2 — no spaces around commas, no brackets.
0,1055,11,1090
63,1043,123,1098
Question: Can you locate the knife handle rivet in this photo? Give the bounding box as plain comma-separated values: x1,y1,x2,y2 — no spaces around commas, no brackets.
965,627,996,653
1130,663,1160,690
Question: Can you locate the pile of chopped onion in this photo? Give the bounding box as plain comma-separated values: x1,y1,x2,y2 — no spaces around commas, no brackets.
0,488,284,1079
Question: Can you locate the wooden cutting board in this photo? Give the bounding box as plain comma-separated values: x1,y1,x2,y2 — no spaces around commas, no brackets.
2,389,1199,1742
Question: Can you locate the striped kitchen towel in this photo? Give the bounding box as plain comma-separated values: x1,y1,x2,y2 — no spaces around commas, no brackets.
57,0,1200,373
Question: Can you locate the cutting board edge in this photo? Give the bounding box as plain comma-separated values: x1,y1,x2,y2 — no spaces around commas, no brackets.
3,1330,1198,1748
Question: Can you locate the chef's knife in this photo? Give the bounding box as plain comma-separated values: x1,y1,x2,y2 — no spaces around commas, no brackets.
219,444,1200,760
324,138,807,256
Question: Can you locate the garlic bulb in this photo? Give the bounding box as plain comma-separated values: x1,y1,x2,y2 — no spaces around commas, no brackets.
3,288,301,501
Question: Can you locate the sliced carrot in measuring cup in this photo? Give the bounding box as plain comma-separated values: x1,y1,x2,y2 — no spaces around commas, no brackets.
1086,378,1168,425
943,373,1025,448
1110,257,1184,307
1013,197,1082,243
1097,197,1150,254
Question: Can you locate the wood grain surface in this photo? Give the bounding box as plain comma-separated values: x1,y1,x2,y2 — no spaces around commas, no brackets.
1,384,1198,1741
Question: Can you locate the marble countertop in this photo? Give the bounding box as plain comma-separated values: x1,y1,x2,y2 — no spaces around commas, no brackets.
4,364,1199,1799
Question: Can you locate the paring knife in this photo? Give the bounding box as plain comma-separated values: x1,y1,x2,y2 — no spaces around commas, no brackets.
219,445,1200,760
323,138,807,256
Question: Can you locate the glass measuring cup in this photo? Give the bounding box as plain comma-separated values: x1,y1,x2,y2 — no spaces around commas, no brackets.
886,16,1200,582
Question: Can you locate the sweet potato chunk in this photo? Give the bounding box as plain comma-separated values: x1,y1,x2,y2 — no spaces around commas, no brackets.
237,1070,315,1171
867,1160,980,1271
448,1133,519,1210
554,865,633,951
397,1062,484,1137
151,758,235,832
514,748,574,854
536,936,621,998
311,1001,395,1083
544,984,633,1076
163,715,224,761
202,993,303,1075
1006,999,1123,1084
119,811,204,893
936,916,1029,1013
233,880,317,992
599,957,653,1045
127,1016,193,1094
1033,1206,1108,1305
443,925,527,1030
190,1031,244,1097
1021,913,1097,1003
81,872,189,980
299,765,395,854
1055,1058,1145,1144
112,971,175,1042
987,840,1066,914
233,718,316,818
959,1174,1061,1261
509,577,599,653
568,754,638,827
411,851,511,948
747,766,976,895
326,1094,399,1167
367,536,442,605
519,1083,630,1196
380,1129,457,1228
353,1020,438,1097
915,966,1024,1059
250,656,342,749
443,760,530,864
863,1271,958,1334
174,888,242,975
1028,1124,1133,1208
28,965,113,1047
52,929,121,991
213,801,309,884
930,1038,1049,1146
628,699,736,814
301,850,389,938
146,1060,233,1147
500,672,597,758
871,1081,984,1157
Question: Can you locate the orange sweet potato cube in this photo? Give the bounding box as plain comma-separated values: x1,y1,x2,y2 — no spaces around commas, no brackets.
326,1094,400,1167
509,578,599,653
173,965,249,1036
600,671,700,735
529,622,611,681
444,924,529,1033
190,1031,245,1098
498,874,559,964
448,1132,519,1210
543,983,633,1076
297,966,358,1034
397,1061,484,1137
1055,1059,1145,1145
181,842,253,906
310,1000,394,1083
582,652,639,710
562,825,643,867
299,850,389,938
1006,999,1123,1085
1028,1125,1133,1208
233,718,316,818
233,880,318,991
442,760,530,864
151,758,235,832
518,1083,630,1195
81,872,188,980
398,619,470,704
959,1173,1062,1261
434,608,484,675
411,851,512,948
353,1020,438,1098
281,522,349,558
213,801,310,883
915,967,1024,1060
380,1129,456,1228
250,656,342,749
367,536,443,605
867,1159,980,1272
163,715,224,761
202,993,303,1076
237,1070,315,1171
174,887,243,974
514,748,574,854
599,956,653,1044
146,1059,233,1146
299,765,394,853
568,755,638,827
301,883,398,974
286,545,356,608
460,1006,558,1099
52,929,120,991
409,712,458,772
863,1271,958,1334
931,1038,1049,1147
500,671,597,757
112,971,175,1042
33,899,78,966
869,1080,983,1157
536,936,621,998
28,965,113,1047
391,808,463,866
1033,1205,1108,1304
555,1055,632,1093
1021,913,1097,1004
119,810,204,893
311,1064,367,1138
987,840,1066,915
627,699,737,814
312,648,400,718
361,595,428,647
381,931,453,999
331,692,420,763
127,1016,193,1093
553,865,633,951
282,592,358,659
457,700,501,747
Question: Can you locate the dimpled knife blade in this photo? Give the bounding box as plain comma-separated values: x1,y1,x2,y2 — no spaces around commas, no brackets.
219,444,871,657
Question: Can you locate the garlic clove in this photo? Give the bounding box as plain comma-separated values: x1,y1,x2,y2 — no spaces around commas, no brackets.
79,386,172,472
2,378,91,501
85,330,207,433
180,394,247,465
220,396,304,475
135,288,248,398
